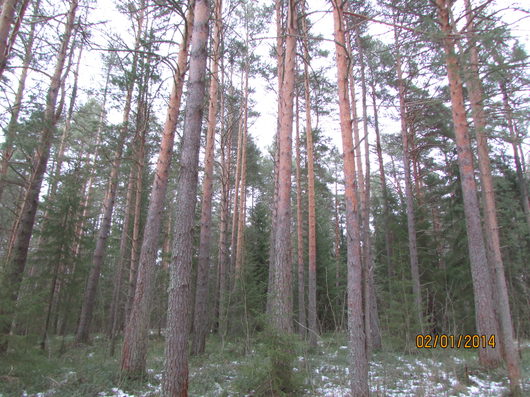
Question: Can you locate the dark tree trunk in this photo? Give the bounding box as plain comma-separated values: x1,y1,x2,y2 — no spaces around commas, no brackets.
162,0,209,394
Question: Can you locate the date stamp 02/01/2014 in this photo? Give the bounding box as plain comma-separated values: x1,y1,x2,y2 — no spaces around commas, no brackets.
416,334,496,349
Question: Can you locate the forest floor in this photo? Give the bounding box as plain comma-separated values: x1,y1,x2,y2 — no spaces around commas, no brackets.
0,332,529,396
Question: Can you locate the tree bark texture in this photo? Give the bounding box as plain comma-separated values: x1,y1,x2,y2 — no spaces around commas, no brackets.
301,10,317,345
268,0,295,334
121,3,193,379
463,0,521,391
162,0,209,394
332,1,368,395
436,0,501,368
192,0,221,356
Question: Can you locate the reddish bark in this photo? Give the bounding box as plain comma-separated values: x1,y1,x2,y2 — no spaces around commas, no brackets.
436,0,501,368
120,3,193,378
268,0,296,334
332,1,368,394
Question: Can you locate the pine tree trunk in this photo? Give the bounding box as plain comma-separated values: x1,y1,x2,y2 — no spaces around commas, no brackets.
294,93,306,336
191,0,221,355
463,1,521,391
75,5,144,344
332,1,368,394
268,0,295,334
108,165,135,354
301,10,317,345
120,4,193,378
370,79,393,279
394,24,423,331
436,0,501,368
0,0,78,353
162,0,209,393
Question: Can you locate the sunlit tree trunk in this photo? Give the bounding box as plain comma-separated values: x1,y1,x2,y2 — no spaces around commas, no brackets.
332,1,368,394
162,0,209,393
435,0,501,368
120,3,193,378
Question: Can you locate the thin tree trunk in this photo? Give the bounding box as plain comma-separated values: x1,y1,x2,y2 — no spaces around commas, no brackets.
108,165,135,354
435,0,501,368
268,0,295,334
0,0,78,353
75,4,144,344
294,92,306,336
162,0,209,393
120,3,193,378
191,0,221,355
301,9,316,345
394,22,423,331
370,79,393,279
332,1,368,394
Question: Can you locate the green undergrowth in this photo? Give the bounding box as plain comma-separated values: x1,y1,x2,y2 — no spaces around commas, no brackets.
1,332,529,396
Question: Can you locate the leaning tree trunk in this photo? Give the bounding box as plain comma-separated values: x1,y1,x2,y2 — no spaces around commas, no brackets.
75,3,144,344
463,0,521,391
162,0,209,394
120,3,193,379
332,1,368,395
0,0,19,78
191,0,221,356
435,0,501,368
267,0,295,334
0,0,78,353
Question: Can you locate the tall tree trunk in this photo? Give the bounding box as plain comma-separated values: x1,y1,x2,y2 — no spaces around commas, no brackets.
162,0,209,394
267,0,295,334
0,0,36,202
463,1,521,391
394,22,423,331
301,9,316,345
370,78,393,279
355,23,381,353
217,60,231,338
75,4,144,344
191,0,221,356
0,0,78,353
332,1,368,394
108,165,135,355
294,92,306,336
120,4,193,378
435,0,501,368
234,63,248,279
